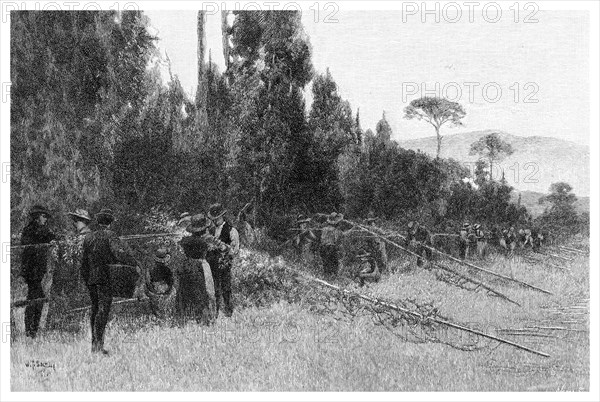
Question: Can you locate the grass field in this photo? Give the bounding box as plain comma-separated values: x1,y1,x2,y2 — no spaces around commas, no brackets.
10,241,589,392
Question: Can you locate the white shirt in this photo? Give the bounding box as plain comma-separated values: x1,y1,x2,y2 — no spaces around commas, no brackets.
215,222,240,256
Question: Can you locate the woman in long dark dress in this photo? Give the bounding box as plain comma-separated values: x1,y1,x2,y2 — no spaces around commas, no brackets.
177,214,217,325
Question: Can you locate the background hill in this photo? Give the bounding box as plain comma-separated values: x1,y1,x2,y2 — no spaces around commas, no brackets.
509,190,589,218
399,130,590,197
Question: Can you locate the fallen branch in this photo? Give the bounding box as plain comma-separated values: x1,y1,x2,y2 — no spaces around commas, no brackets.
351,221,552,295
557,245,587,255
341,220,520,306
287,267,549,358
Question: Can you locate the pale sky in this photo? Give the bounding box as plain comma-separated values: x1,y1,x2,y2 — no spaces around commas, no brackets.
144,10,589,146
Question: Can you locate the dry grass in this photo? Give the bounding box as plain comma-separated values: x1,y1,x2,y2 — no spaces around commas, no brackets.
10,242,589,392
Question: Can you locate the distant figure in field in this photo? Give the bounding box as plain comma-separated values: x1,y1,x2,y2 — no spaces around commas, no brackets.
406,221,433,267
500,226,517,257
458,222,471,260
473,223,487,259
80,208,138,355
20,205,56,338
519,228,533,249
294,214,317,262
364,213,388,274
531,227,545,252
356,249,381,286
319,212,352,277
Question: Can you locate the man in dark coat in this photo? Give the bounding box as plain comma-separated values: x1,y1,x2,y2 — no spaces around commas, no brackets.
20,205,56,338
206,204,239,318
319,212,352,277
80,208,137,354
406,221,433,267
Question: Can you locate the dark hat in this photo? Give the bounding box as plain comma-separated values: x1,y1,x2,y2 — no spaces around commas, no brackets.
154,248,171,264
68,209,91,223
29,205,50,218
463,222,471,228
326,212,343,225
207,203,227,220
96,208,115,225
187,214,211,233
296,214,312,224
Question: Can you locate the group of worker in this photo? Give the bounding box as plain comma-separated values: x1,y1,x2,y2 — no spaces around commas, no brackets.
15,203,547,354
291,213,548,285
17,203,239,355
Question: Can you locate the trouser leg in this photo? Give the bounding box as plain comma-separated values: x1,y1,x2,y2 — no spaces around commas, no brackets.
88,285,99,350
25,280,44,338
209,259,222,315
94,284,112,351
221,260,233,316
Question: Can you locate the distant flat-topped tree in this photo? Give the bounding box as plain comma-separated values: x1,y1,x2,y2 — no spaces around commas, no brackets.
404,97,466,158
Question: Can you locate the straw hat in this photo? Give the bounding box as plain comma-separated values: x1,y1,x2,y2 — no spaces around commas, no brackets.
326,212,343,225
207,204,227,220
68,209,91,223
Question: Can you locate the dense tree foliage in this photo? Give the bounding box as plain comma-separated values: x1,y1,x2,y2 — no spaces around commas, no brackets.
11,11,584,239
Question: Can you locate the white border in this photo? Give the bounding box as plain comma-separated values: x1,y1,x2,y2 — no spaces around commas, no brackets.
1,1,598,401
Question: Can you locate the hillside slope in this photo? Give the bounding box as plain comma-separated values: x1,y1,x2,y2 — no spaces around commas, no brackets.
399,130,589,196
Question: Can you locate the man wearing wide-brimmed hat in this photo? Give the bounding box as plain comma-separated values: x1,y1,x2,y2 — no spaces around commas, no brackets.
319,212,352,277
80,208,138,355
458,222,471,260
407,221,433,267
206,203,239,318
68,209,92,236
179,214,217,324
473,223,487,259
364,212,388,274
20,204,56,338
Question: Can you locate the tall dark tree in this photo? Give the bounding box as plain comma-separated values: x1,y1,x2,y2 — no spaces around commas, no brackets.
227,11,313,226
10,11,156,225
375,111,393,143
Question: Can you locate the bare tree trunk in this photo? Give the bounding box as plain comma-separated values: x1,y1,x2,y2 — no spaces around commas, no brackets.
435,126,441,158
196,11,208,131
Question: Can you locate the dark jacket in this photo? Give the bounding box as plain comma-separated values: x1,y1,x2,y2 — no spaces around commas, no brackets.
80,228,137,286
180,234,210,260
407,226,432,245
20,222,55,283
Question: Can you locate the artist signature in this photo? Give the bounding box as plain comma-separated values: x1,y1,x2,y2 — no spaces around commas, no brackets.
25,360,56,370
